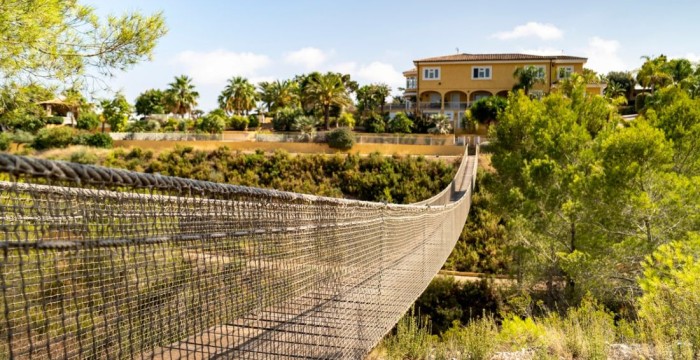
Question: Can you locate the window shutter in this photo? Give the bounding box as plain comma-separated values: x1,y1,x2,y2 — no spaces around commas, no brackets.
473,68,478,78
485,68,490,78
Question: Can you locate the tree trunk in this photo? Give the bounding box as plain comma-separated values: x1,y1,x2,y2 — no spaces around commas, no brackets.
324,105,330,130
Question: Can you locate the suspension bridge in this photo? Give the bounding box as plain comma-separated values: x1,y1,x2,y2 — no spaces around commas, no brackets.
0,144,478,359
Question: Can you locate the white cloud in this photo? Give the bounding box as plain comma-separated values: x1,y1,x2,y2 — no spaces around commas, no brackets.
328,61,404,95
682,53,700,63
173,50,271,85
492,22,563,40
284,47,329,69
582,36,626,73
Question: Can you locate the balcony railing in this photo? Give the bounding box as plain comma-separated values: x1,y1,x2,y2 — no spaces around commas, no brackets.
385,102,472,112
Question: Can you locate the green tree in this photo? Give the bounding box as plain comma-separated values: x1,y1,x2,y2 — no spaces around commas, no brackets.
165,75,199,118
0,0,166,82
135,89,165,116
219,76,258,115
356,83,391,116
470,96,508,124
196,109,226,134
605,71,636,99
101,93,131,132
513,66,545,94
303,72,352,130
387,112,413,133
0,83,54,132
637,55,673,92
428,114,453,134
663,58,694,83
258,80,299,113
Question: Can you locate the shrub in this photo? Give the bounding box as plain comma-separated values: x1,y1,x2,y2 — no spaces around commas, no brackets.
76,112,101,130
272,107,303,132
383,307,435,360
44,116,65,125
387,112,413,133
364,112,385,133
636,236,700,358
248,114,260,129
463,112,479,133
498,315,547,351
11,130,34,147
32,127,77,150
196,110,226,134
437,317,498,360
85,133,113,148
428,114,453,134
293,116,318,142
636,93,650,112
337,112,356,128
0,133,11,151
69,149,99,164
228,115,249,131
8,115,46,133
470,96,507,123
326,127,355,150
543,295,615,360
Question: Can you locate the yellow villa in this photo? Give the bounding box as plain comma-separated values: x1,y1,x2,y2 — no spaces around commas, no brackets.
389,53,606,127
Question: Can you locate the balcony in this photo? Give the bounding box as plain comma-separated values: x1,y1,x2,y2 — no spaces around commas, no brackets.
384,102,472,112
444,102,469,110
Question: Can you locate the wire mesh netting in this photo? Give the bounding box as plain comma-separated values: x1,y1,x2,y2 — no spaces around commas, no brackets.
0,145,477,359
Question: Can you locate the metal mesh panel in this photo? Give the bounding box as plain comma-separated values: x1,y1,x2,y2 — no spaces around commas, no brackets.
0,146,477,359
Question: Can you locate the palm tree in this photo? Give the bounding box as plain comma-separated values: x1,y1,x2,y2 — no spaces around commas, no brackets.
604,81,626,99
165,75,199,118
219,76,257,115
636,55,673,93
304,72,352,130
259,80,299,113
513,66,545,94
681,75,700,99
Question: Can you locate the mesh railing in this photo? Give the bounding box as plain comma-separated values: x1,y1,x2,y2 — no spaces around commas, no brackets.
0,146,477,359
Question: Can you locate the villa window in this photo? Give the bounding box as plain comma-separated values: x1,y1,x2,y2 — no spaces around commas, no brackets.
472,66,492,80
526,65,546,79
406,77,417,89
558,66,574,79
423,68,440,80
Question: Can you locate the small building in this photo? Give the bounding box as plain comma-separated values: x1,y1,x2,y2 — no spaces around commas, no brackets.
388,53,606,128
38,98,79,126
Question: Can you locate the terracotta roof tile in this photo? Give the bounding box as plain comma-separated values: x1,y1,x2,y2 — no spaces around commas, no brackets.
415,53,587,63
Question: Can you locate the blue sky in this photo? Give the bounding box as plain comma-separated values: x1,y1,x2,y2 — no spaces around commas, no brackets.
87,0,700,110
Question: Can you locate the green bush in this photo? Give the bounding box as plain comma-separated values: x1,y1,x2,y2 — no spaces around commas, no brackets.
8,115,46,133
437,317,498,360
272,107,302,132
326,127,355,150
387,112,413,133
228,115,249,131
76,112,101,130
44,116,65,125
32,127,77,150
69,149,99,164
248,114,260,129
196,110,226,134
470,96,507,123
383,307,435,360
364,112,385,133
0,133,11,151
337,112,356,128
11,130,34,147
85,133,113,148
498,315,547,351
637,236,700,358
